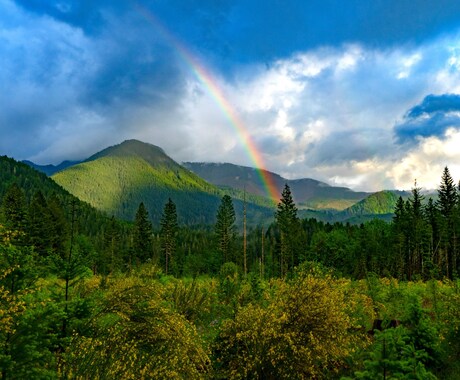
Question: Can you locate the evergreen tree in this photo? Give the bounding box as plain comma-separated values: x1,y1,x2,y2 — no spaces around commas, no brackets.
26,191,52,256
102,216,123,274
215,195,236,264
132,202,153,264
160,198,178,275
425,197,440,276
407,182,429,279
436,167,458,278
47,194,68,257
275,184,299,277
1,183,27,244
393,196,408,278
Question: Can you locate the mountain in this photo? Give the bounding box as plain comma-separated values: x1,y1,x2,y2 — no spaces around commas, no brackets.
0,155,112,237
23,160,80,176
333,190,410,223
52,140,274,225
296,190,410,224
183,162,370,210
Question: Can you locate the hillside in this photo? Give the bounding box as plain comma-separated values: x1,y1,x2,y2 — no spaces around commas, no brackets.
183,162,370,210
0,155,113,238
335,190,409,222
52,140,274,225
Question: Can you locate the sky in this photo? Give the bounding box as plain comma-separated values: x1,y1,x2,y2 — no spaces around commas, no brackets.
2,0,460,191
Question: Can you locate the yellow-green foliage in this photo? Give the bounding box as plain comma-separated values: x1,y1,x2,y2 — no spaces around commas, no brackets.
62,274,211,379
0,266,26,337
215,271,372,379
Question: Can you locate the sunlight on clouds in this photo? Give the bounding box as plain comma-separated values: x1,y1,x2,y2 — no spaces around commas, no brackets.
397,53,422,79
336,45,364,72
388,128,460,189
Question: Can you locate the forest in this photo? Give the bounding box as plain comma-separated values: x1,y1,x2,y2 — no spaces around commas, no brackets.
1,157,460,379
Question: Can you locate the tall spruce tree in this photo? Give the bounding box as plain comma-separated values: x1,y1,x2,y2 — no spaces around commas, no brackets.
1,183,27,235
132,202,153,264
407,181,429,279
26,191,52,256
160,198,178,275
275,184,299,277
425,197,440,276
436,166,458,278
215,195,236,264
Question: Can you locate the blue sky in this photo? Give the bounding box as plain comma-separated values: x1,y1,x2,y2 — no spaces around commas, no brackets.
2,0,460,190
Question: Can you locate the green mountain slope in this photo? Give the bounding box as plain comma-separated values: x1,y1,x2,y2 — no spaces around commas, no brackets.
0,155,112,237
332,190,410,223
52,140,274,225
183,162,370,210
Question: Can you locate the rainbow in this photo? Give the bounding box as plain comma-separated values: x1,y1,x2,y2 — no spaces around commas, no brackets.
133,3,280,203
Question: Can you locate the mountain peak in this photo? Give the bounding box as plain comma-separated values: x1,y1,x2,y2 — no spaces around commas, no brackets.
86,139,176,168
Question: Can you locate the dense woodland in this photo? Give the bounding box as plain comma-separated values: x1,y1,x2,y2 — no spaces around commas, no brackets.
1,156,460,378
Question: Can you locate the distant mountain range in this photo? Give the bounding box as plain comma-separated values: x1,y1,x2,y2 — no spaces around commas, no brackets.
22,160,81,176
20,139,412,225
183,162,370,210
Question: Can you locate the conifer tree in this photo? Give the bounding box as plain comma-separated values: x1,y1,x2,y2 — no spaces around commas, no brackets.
392,196,408,277
1,183,26,236
47,194,68,257
215,195,236,264
133,202,153,264
160,198,178,275
436,167,458,278
407,181,429,278
425,197,440,275
102,216,122,274
275,184,299,277
26,191,52,256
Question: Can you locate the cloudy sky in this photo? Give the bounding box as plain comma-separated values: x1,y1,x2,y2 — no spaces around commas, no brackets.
3,0,460,191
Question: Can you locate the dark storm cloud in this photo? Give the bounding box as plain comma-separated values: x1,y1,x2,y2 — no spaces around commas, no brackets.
15,0,460,69
395,94,460,143
1,0,189,161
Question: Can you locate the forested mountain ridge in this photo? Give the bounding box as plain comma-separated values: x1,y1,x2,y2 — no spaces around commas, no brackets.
183,161,370,210
0,155,131,267
22,159,81,176
51,140,274,225
336,190,409,220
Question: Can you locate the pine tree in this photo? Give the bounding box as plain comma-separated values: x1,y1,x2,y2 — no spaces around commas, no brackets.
47,194,68,257
425,197,440,276
160,198,178,275
392,196,408,278
26,191,52,256
132,202,153,264
436,167,458,278
215,195,236,264
2,183,26,231
102,216,122,274
275,184,299,277
407,181,429,278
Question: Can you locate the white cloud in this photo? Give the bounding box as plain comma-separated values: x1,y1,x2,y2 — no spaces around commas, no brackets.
388,128,460,189
176,35,460,191
4,0,460,192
